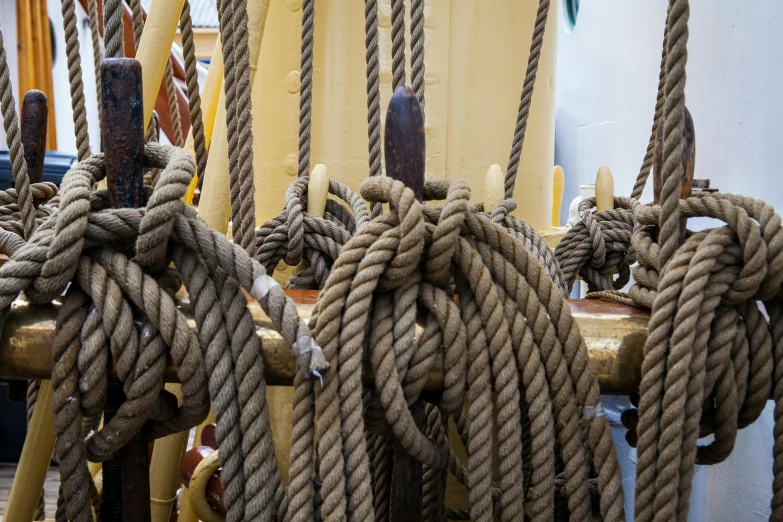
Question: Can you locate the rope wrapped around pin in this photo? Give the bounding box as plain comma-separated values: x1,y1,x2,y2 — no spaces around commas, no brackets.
0,182,59,256
554,196,639,295
255,174,369,289
286,176,625,522
621,192,783,521
0,143,326,522
478,197,570,296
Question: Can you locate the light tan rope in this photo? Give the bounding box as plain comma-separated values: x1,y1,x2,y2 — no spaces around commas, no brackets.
87,0,103,126
219,0,258,256
390,0,406,90
298,0,314,179
410,0,425,108
0,28,37,240
61,0,93,160
103,0,124,59
180,0,208,188
503,0,550,199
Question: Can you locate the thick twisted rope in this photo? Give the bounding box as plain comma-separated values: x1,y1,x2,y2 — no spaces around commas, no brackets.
256,176,370,290
103,0,124,59
504,0,550,199
0,143,325,522
87,0,103,126
0,28,38,240
390,0,406,90
410,0,426,108
363,0,383,187
218,0,258,256
285,177,624,521
62,0,93,160
298,0,315,179
180,0,209,187
554,196,639,294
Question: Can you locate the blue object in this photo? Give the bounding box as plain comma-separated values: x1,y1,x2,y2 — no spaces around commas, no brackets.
0,150,77,191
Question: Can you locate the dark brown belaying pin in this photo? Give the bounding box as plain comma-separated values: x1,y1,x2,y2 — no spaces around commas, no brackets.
385,85,426,522
653,105,695,245
21,90,48,185
100,57,151,522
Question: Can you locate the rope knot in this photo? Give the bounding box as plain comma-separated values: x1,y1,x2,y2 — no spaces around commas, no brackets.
554,196,638,294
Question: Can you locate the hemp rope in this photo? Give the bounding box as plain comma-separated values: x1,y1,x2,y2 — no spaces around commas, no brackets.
503,0,550,200
180,0,209,189
298,0,314,180
61,0,93,160
410,0,426,108
218,0,258,256
0,143,325,522
390,0,406,91
256,176,370,290
363,0,383,218
87,0,103,126
103,0,124,59
285,177,625,521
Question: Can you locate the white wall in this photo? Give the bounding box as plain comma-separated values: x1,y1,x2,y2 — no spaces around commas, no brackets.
556,1,782,520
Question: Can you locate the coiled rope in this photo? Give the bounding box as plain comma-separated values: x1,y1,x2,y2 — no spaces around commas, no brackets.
286,176,625,521
0,143,325,522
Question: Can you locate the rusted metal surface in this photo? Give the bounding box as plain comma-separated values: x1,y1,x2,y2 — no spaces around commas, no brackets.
384,84,427,522
101,58,145,209
21,90,48,184
100,56,150,522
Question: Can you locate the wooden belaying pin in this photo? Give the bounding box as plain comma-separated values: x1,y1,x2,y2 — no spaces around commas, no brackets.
595,165,614,212
552,165,565,226
100,57,150,522
21,90,48,185
654,106,695,244
385,85,425,204
384,85,426,522
484,164,505,211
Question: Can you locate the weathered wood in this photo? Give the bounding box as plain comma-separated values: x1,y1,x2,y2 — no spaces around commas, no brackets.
21,90,48,184
385,84,426,522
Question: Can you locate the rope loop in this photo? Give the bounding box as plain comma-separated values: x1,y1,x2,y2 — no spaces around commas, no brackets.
555,196,639,294
0,143,325,521
628,191,783,520
256,175,370,289
285,176,625,521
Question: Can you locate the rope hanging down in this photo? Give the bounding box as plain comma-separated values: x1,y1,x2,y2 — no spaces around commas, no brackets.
0,143,326,522
286,176,625,522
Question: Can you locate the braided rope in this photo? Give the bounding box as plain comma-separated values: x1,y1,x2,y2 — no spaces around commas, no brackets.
0,143,324,522
0,28,37,240
180,0,208,186
390,0,406,90
164,60,184,147
103,0,124,59
410,0,425,108
219,0,257,256
61,0,93,160
87,0,103,126
503,0,550,199
298,0,315,179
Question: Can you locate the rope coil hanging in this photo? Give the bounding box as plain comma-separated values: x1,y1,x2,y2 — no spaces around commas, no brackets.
285,176,625,522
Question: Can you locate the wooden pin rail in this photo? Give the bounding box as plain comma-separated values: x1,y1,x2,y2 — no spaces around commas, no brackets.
0,290,648,395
